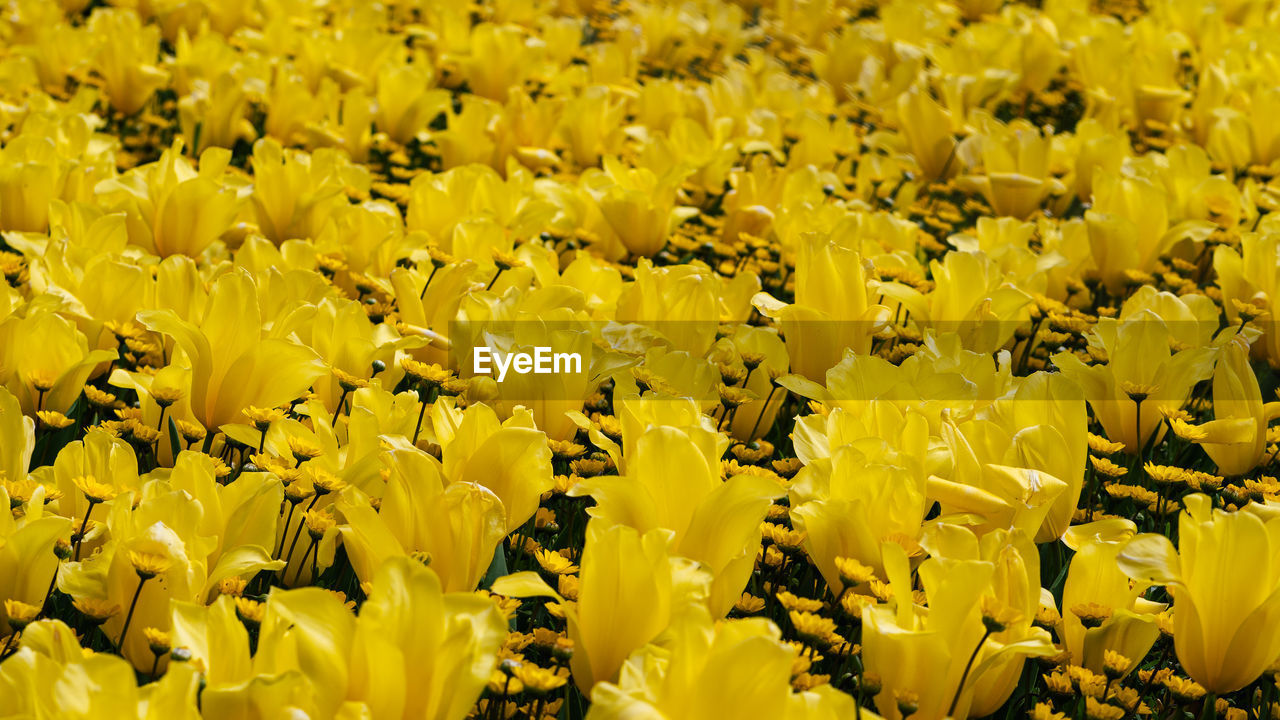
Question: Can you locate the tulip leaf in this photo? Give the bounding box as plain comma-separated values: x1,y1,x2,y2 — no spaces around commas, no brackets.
479,543,508,591
168,414,183,463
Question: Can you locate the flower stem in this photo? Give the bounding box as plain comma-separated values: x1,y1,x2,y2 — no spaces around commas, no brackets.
947,628,993,718
117,576,150,655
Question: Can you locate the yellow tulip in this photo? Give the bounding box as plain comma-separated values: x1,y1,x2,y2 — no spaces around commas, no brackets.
1003,372,1089,543
177,73,259,154
582,156,698,258
95,141,242,258
351,557,508,720
1059,519,1163,677
1053,296,1217,454
0,387,34,485
1,484,72,639
0,310,115,415
493,522,683,693
560,85,629,169
0,619,202,719
170,595,254,692
375,61,450,146
88,9,169,116
56,467,283,670
0,134,61,233
616,260,720,357
897,85,960,182
927,418,1069,540
752,232,891,381
432,402,553,533
1119,494,1280,693
249,138,367,244
1086,169,1215,295
456,23,542,103
863,529,1056,720
573,424,781,616
1186,333,1280,476
588,605,807,720
336,440,506,592
297,297,423,415
956,116,1065,219
138,270,328,436
1215,224,1280,367
790,443,930,587
248,557,507,719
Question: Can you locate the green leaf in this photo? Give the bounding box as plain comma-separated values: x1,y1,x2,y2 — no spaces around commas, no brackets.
168,414,183,462
480,543,508,591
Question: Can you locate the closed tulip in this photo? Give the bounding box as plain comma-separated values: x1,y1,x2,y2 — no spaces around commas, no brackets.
573,424,781,616
1119,494,1280,693
1187,333,1280,476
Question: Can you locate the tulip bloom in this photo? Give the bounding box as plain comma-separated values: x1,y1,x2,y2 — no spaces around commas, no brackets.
897,85,959,181
863,529,1056,720
582,156,698,258
589,605,865,720
752,232,891,382
790,442,931,587
572,424,781,616
249,139,365,244
1054,301,1216,454
1215,226,1280,367
956,117,1065,219
0,310,115,416
1188,333,1280,476
95,142,241,258
88,10,169,116
432,403,553,534
1060,519,1164,676
138,270,328,435
1086,169,1215,294
337,441,507,592
616,260,720,357
1119,495,1280,693
494,523,685,693
0,620,202,718
1,487,72,640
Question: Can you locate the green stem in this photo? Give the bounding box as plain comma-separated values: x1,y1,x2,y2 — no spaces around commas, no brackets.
117,576,150,655
280,496,320,581
291,538,317,586
947,628,993,718
73,500,99,562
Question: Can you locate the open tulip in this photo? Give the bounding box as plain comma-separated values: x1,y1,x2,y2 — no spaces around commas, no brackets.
138,270,328,436
863,529,1056,720
1059,519,1163,676
493,522,691,693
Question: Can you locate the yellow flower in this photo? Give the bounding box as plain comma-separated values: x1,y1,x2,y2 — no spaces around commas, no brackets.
571,423,779,616
863,528,1056,720
95,141,241,258
752,231,891,381
1119,494,1280,692
89,9,169,116
1059,519,1164,678
582,156,697,258
138,271,328,434
1186,333,1280,476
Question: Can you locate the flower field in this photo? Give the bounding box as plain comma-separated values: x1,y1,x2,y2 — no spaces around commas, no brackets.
3,0,1280,718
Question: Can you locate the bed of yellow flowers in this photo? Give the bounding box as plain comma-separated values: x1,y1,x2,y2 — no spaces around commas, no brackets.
4,0,1280,718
